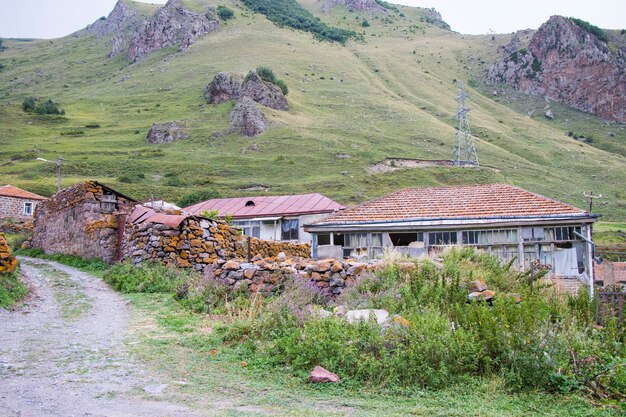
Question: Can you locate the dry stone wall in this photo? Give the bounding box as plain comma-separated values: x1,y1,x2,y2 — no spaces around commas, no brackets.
0,233,18,274
121,216,310,269
0,196,41,222
31,181,134,264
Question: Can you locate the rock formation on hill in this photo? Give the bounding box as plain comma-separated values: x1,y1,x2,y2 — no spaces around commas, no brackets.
488,16,626,123
145,122,188,143
204,72,243,104
229,97,268,137
320,0,387,14
86,0,143,39
421,8,450,30
205,70,289,111
240,71,289,111
127,0,219,62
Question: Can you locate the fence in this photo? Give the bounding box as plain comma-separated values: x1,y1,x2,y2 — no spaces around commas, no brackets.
595,291,625,325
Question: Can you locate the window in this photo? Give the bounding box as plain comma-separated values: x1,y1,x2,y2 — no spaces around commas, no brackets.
462,229,518,245
281,219,299,241
522,227,544,242
389,232,424,246
23,202,33,216
100,193,118,213
544,226,582,241
429,231,457,246
317,234,331,245
343,233,369,258
233,220,261,238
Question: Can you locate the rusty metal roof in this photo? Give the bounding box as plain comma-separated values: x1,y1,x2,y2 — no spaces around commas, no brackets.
0,185,47,201
128,205,188,228
313,184,589,225
184,193,345,219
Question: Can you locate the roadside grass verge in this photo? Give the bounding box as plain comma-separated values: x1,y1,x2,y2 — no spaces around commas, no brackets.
0,269,28,308
16,248,108,277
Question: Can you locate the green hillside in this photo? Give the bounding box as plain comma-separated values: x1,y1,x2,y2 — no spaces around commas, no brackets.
0,0,624,219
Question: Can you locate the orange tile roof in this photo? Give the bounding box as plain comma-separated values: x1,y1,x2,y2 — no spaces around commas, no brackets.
0,185,47,201
314,184,588,225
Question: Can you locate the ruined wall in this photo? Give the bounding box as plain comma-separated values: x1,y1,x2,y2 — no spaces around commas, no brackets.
596,261,626,288
122,217,311,270
31,182,134,264
0,196,41,222
0,233,18,274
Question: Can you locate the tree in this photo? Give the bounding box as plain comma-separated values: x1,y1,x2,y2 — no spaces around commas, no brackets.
217,5,234,20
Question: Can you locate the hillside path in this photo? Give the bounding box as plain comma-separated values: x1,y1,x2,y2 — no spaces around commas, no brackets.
0,257,207,417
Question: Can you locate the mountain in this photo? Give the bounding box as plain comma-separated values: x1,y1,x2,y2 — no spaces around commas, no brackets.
488,16,626,123
0,0,624,220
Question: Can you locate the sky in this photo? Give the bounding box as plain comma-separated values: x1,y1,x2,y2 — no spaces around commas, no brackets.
0,0,624,39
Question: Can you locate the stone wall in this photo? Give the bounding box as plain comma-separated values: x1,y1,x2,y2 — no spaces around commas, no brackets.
32,181,135,264
211,258,378,295
122,215,311,269
0,233,18,274
0,196,41,222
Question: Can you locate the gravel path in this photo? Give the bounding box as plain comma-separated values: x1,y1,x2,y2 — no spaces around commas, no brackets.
0,257,207,417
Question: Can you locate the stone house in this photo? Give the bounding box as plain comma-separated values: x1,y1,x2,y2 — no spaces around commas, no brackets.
306,184,598,294
0,185,47,222
31,181,136,264
183,193,344,245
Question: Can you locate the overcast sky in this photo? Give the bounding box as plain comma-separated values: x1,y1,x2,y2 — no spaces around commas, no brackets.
0,0,624,39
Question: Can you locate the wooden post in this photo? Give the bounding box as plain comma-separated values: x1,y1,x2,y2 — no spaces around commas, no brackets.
247,236,251,263
530,262,534,295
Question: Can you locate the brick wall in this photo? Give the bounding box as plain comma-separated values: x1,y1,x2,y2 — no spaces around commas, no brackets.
0,196,41,222
595,261,626,288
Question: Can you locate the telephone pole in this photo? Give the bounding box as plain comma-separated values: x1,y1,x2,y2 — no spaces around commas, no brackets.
451,81,479,167
583,191,602,213
36,156,64,193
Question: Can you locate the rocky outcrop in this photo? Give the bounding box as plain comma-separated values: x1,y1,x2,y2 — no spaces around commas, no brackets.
422,8,450,30
205,70,289,111
86,0,147,57
320,0,387,14
488,16,626,123
128,0,219,62
205,72,243,104
229,97,268,137
145,122,188,144
86,0,143,39
241,70,289,111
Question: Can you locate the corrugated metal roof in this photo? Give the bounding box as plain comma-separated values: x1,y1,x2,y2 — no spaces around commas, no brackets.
184,193,345,218
313,184,588,225
128,205,188,228
0,185,47,201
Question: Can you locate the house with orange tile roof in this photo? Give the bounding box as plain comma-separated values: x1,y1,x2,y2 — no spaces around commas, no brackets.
184,193,344,244
305,184,598,292
0,185,47,222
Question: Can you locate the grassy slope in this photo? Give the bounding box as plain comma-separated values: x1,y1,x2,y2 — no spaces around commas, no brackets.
0,0,624,220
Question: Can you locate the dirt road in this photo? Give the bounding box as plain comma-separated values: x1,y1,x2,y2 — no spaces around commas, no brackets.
0,258,207,417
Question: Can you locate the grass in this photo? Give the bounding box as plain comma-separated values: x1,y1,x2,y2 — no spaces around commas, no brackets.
123,292,621,416
32,263,94,320
16,248,108,277
0,270,28,308
0,0,624,222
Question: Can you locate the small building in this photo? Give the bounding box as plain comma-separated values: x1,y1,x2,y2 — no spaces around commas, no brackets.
0,185,47,222
184,193,344,244
306,184,597,291
31,181,136,264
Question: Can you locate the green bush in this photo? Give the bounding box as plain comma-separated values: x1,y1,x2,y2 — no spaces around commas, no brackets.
16,248,108,274
241,0,356,43
217,5,234,20
177,189,220,208
361,20,370,27
570,17,608,43
22,97,65,115
0,270,28,308
255,66,289,96
0,39,6,52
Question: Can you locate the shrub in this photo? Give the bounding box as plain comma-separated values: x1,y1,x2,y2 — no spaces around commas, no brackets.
531,58,542,72
22,97,65,115
569,17,608,43
85,123,100,128
256,66,277,84
177,190,221,208
255,66,289,95
0,39,5,51
217,5,235,20
241,0,356,43
361,20,370,27
60,129,85,136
